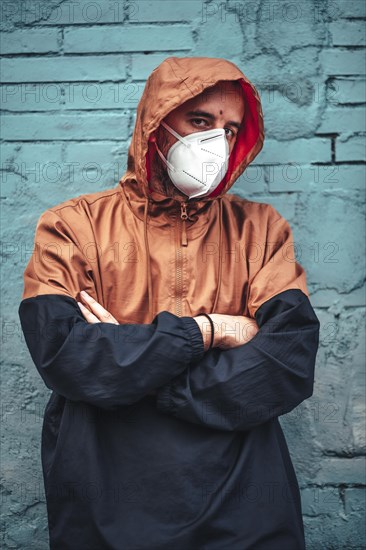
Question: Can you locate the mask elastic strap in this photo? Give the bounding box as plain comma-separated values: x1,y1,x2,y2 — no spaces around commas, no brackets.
154,140,176,172
161,120,192,148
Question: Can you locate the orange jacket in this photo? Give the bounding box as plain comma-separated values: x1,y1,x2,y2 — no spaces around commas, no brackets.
22,56,309,323
19,56,319,549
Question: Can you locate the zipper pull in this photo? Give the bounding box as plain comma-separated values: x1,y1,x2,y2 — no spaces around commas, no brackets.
180,202,188,247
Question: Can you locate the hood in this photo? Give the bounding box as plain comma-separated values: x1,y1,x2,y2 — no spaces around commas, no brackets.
118,56,264,204
117,56,265,321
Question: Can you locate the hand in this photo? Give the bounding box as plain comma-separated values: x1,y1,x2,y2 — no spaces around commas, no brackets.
193,313,259,351
77,290,119,324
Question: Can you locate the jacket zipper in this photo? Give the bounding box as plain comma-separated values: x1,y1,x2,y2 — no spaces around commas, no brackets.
175,201,189,316
180,201,188,247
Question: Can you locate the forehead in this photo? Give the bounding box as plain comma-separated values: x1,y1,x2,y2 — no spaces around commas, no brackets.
174,81,245,119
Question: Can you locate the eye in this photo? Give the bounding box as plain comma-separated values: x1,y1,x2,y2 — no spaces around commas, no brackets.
225,128,236,138
191,118,209,128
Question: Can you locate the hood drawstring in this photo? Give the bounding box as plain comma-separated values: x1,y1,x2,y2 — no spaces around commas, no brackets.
212,197,223,314
143,195,223,323
143,196,154,322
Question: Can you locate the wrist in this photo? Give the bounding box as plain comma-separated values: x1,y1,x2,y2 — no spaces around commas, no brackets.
193,314,218,351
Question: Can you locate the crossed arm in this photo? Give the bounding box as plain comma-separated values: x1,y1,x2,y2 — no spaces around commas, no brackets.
19,209,320,431
76,289,319,432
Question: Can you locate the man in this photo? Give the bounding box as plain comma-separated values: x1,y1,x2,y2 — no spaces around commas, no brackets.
19,57,320,549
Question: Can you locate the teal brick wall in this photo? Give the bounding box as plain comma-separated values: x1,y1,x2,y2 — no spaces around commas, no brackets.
1,1,365,548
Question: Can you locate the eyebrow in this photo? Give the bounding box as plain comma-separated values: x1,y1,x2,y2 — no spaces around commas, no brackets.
185,110,242,130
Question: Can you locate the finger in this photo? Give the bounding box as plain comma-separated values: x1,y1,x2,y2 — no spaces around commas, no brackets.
77,302,101,324
80,291,119,324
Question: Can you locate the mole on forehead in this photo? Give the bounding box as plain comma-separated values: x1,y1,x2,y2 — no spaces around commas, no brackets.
220,110,223,115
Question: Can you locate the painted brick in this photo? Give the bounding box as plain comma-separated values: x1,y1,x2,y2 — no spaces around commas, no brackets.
329,21,366,46
319,49,366,76
314,457,366,485
328,78,366,104
133,0,203,22
33,0,125,25
0,82,144,111
255,138,331,164
64,25,193,53
0,28,60,54
62,141,128,187
310,285,366,308
1,56,127,83
1,142,63,163
336,136,366,162
245,194,297,223
194,11,244,57
1,83,64,111
269,163,366,192
296,193,365,293
317,106,366,133
131,53,178,79
337,0,366,18
230,164,267,196
304,513,366,550
300,487,342,516
1,113,129,141
255,1,325,56
61,82,145,110
345,488,366,515
0,1,120,28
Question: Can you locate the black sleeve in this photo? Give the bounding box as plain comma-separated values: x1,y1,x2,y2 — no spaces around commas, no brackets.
19,294,204,410
155,289,320,432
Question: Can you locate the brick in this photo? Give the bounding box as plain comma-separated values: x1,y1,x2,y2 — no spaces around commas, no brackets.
1,143,63,175
62,82,144,110
33,0,125,25
64,25,193,53
63,142,128,185
63,142,126,166
0,82,145,112
255,1,324,55
337,0,366,18
319,49,365,76
269,163,366,192
1,83,63,111
296,193,365,293
131,53,178,80
256,138,331,164
0,28,59,54
311,285,366,308
230,164,267,196
336,136,366,162
1,56,127,83
317,106,366,133
300,487,342,516
304,513,366,550
1,113,129,141
268,164,315,193
194,10,244,58
328,78,366,105
329,21,366,46
345,488,366,515
314,457,366,485
133,0,203,22
245,194,297,223
0,82,142,112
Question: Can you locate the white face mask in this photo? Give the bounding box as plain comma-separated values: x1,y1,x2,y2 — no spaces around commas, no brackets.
154,120,230,199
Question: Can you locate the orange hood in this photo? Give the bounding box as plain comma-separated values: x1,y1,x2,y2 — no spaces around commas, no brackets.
119,56,264,202
117,56,265,319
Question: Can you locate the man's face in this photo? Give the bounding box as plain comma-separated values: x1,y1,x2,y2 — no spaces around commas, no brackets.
150,80,245,198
